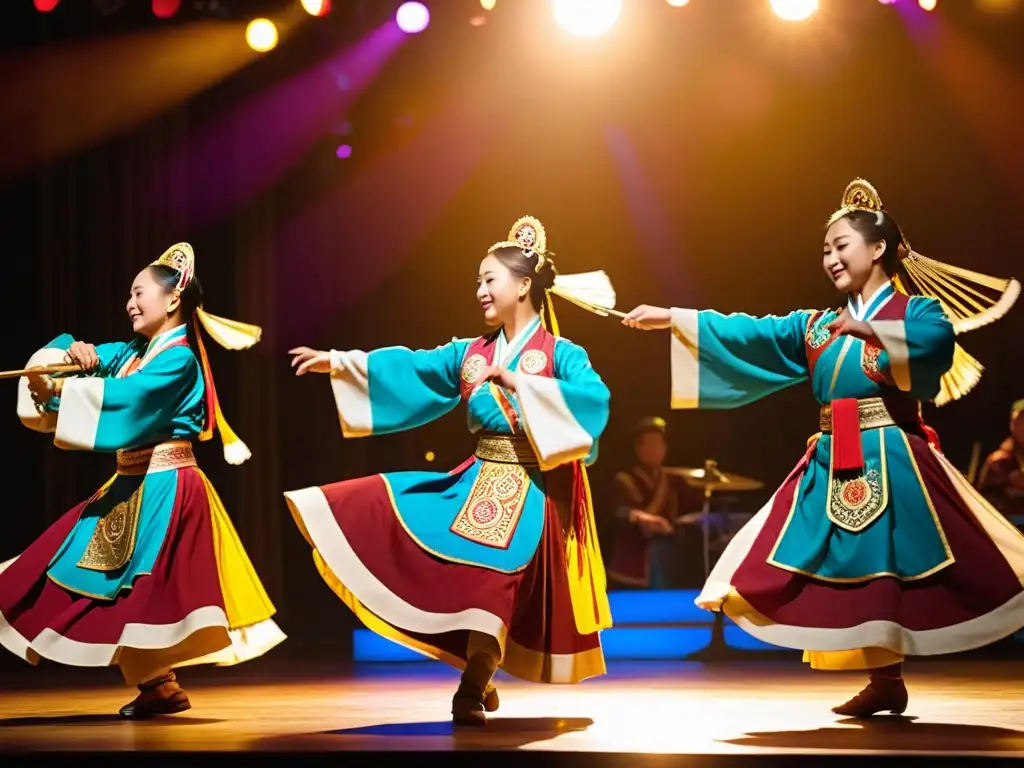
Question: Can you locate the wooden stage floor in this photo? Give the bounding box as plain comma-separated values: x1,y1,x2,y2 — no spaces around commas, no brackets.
1,658,1023,761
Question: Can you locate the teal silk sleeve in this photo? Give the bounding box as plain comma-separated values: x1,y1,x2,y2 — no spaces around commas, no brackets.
868,296,954,400
552,339,610,466
364,340,470,435
514,338,610,470
672,309,813,409
54,345,204,452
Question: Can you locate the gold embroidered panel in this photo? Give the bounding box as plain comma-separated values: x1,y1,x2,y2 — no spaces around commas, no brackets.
449,461,529,550
77,485,144,572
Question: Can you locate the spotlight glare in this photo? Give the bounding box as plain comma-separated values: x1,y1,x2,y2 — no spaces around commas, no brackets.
246,18,278,52
396,2,430,33
480,0,496,9
335,144,353,159
34,0,61,10
667,0,690,6
152,0,180,18
552,0,623,37
919,0,937,9
300,0,331,16
768,0,818,21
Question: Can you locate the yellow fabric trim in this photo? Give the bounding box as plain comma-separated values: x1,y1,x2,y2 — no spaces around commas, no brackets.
564,464,613,635
802,648,905,670
200,471,277,629
502,636,606,684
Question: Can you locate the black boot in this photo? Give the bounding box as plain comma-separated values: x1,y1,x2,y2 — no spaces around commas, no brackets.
832,663,908,718
119,670,192,719
452,653,498,726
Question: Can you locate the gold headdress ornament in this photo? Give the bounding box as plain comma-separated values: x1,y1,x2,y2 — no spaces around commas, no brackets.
151,242,263,465
487,216,619,334
827,179,1021,406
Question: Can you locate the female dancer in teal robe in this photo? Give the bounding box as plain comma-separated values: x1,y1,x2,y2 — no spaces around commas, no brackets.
286,217,615,725
1,243,284,717
622,179,1023,717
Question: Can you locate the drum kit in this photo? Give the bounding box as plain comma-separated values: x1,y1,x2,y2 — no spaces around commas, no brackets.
662,460,764,578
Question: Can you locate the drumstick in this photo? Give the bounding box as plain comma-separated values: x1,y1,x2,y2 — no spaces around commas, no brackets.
0,363,82,380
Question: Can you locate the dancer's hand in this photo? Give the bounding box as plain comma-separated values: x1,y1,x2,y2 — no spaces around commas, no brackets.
66,341,99,371
630,509,673,535
26,370,59,408
622,305,672,330
825,309,874,341
483,364,517,392
290,347,331,375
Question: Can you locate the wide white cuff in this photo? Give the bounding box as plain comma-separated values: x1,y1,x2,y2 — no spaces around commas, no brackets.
16,347,67,433
670,307,699,409
329,349,372,438
54,377,104,451
514,373,593,471
867,319,910,391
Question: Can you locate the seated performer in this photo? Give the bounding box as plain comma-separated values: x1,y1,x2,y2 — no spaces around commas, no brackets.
622,178,1023,718
0,244,284,718
607,417,704,588
285,216,614,726
977,399,1024,521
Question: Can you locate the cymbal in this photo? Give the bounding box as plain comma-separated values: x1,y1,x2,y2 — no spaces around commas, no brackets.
663,465,764,492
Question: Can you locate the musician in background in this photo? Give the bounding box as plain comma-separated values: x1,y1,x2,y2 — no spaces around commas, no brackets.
607,417,704,589
977,399,1024,520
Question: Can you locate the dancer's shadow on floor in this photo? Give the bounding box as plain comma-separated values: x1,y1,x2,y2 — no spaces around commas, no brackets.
0,714,223,727
724,717,1024,753
254,717,594,751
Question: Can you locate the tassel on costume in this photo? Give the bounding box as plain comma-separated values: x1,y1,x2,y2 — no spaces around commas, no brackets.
191,313,258,465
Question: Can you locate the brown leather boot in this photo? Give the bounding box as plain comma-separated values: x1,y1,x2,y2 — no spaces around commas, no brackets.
119,670,192,719
452,653,498,726
832,663,908,718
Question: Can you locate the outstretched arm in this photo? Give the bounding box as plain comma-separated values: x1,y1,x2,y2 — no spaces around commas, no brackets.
290,339,471,438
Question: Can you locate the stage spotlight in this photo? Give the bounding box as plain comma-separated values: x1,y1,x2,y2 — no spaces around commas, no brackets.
34,0,60,11
335,144,353,159
552,0,623,37
768,0,818,21
152,0,180,18
424,451,435,462
480,0,496,9
919,0,936,9
667,0,690,6
300,0,330,16
396,2,430,33
246,18,278,52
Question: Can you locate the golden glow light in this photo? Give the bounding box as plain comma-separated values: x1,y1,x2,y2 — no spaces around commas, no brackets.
974,0,1018,14
300,0,331,16
768,0,818,21
667,0,690,6
552,0,623,37
246,18,278,52
424,451,436,462
480,0,496,9
919,0,936,9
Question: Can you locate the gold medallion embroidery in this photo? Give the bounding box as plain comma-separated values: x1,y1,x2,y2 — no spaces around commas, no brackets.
461,353,487,384
519,349,547,375
806,317,833,349
77,485,144,572
861,342,886,383
450,462,529,549
827,469,885,532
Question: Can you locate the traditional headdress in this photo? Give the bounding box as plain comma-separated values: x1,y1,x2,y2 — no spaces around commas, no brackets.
151,242,262,465
826,179,1020,406
487,215,618,336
